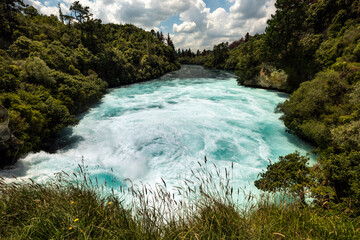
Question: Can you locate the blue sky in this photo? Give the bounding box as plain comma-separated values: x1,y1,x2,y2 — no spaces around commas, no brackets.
24,0,276,50
205,0,232,12
159,15,182,34
159,0,232,35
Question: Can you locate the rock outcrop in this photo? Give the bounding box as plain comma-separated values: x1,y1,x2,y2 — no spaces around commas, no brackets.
0,105,21,168
238,64,289,92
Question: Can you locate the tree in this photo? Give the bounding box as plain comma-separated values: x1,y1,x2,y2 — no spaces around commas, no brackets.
166,33,175,50
264,0,307,62
188,48,194,57
213,42,229,68
0,0,25,44
63,14,74,27
58,3,64,24
244,32,250,42
69,1,92,23
159,32,164,42
229,38,243,50
81,18,102,52
254,151,313,205
276,70,347,146
320,151,360,207
23,6,38,17
264,0,320,89
20,57,55,87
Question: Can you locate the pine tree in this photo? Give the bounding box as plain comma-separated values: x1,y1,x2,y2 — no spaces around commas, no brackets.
70,1,92,23
166,33,175,50
0,0,25,44
58,3,64,24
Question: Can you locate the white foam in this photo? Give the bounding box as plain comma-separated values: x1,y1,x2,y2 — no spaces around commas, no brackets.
1,74,313,197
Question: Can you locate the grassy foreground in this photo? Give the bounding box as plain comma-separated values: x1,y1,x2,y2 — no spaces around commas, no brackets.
0,162,359,239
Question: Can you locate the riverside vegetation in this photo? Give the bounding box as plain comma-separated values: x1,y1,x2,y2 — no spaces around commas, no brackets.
179,0,360,217
0,0,360,239
0,161,359,239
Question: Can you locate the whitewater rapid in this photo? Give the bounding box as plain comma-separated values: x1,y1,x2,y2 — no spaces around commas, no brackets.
1,65,312,193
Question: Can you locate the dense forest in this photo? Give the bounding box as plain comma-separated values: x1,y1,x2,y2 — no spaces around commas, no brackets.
180,0,360,214
0,0,179,167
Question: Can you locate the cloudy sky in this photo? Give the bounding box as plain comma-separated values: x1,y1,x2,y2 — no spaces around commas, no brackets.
24,0,276,50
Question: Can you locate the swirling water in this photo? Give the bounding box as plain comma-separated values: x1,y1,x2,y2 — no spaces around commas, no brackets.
1,65,312,193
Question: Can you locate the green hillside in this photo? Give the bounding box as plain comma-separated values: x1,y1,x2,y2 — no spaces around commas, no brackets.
0,0,179,166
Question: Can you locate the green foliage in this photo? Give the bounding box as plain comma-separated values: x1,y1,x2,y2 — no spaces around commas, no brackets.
0,88,77,153
298,120,329,147
69,1,92,23
0,1,179,162
306,0,360,34
52,71,107,113
277,70,348,146
23,6,38,17
232,36,264,81
0,0,24,45
8,36,43,59
255,152,312,204
1,0,359,229
20,57,55,87
206,42,229,69
272,7,360,212
177,55,208,65
331,120,360,150
316,24,360,68
0,174,139,239
264,0,306,63
190,0,359,91
319,151,360,207
0,51,21,92
215,1,358,214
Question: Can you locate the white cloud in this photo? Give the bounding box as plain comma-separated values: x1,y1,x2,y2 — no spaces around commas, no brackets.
172,0,276,50
24,0,58,16
229,0,268,20
173,21,197,33
25,0,191,28
23,0,276,50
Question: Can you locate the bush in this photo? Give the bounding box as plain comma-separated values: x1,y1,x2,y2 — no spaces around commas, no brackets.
8,36,43,59
20,57,56,87
320,151,360,208
277,70,347,145
255,151,313,204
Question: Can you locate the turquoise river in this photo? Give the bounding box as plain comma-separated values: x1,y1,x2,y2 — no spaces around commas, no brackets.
1,65,313,195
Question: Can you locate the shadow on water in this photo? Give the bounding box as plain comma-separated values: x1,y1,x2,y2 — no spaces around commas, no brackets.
284,130,315,151
42,128,84,154
55,128,84,151
162,65,236,80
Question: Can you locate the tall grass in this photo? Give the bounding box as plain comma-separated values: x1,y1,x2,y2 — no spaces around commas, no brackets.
0,159,359,239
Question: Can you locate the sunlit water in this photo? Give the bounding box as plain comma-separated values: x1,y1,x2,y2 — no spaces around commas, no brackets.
1,65,313,195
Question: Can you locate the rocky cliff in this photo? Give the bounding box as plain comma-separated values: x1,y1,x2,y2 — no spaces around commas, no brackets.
0,105,21,168
238,64,289,92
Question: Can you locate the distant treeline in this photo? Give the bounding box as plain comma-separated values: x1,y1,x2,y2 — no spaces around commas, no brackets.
181,0,360,215
0,0,179,166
